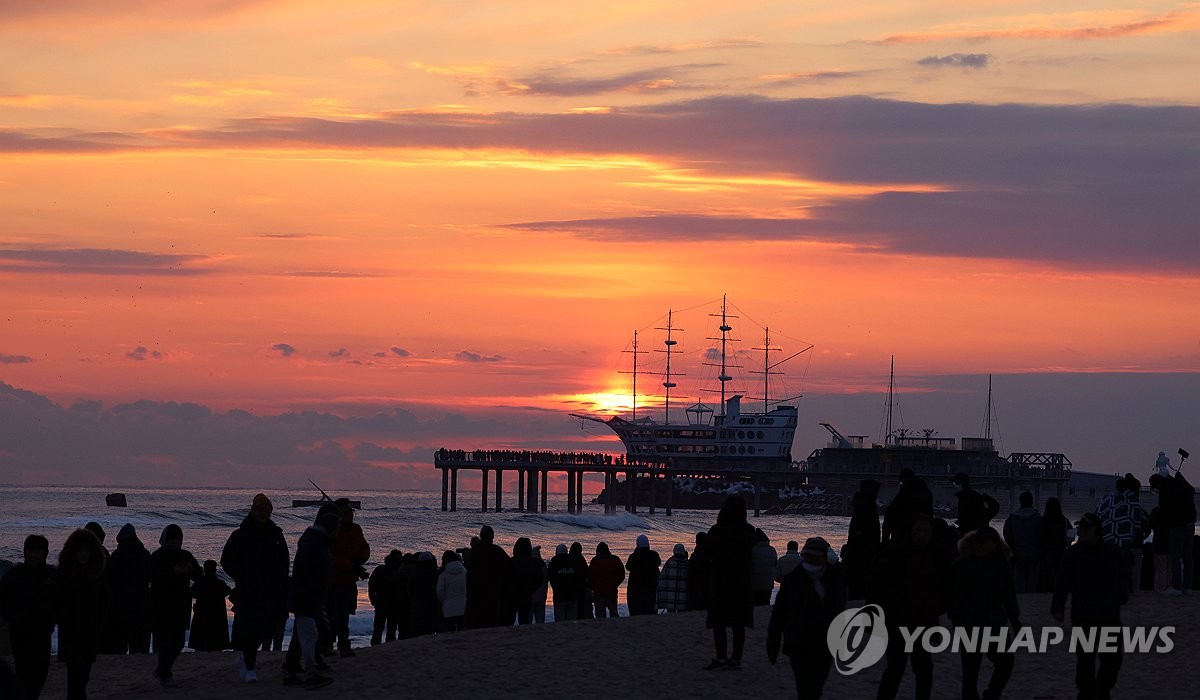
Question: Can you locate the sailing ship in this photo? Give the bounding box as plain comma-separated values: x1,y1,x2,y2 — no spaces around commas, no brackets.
574,297,810,472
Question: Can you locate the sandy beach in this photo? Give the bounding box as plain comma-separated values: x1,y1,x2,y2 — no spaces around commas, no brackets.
24,591,1198,699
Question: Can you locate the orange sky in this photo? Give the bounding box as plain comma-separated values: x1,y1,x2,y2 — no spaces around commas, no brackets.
1,1,1198,487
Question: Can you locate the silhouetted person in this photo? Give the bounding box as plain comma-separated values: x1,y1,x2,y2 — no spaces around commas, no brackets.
844,479,882,599
1052,512,1127,699
285,505,338,688
188,560,230,651
570,541,593,620
768,537,847,699
465,525,510,628
657,543,689,613
588,542,625,618
436,550,467,631
1149,470,1197,594
531,545,548,623
750,529,778,606
547,544,585,621
100,523,152,654
1036,497,1073,593
221,493,290,681
882,470,934,543
56,528,108,700
952,473,1000,534
775,540,801,582
150,523,201,687
506,537,543,625
328,498,370,656
1097,474,1150,594
687,531,710,612
626,534,662,616
949,527,1018,700
1003,491,1042,593
409,552,442,636
704,496,755,670
1149,507,1172,592
0,535,57,699
369,550,403,644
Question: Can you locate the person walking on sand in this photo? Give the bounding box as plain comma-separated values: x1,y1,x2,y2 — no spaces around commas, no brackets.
1052,512,1128,700
188,560,231,651
869,515,948,700
1003,491,1042,593
150,524,201,688
626,535,662,616
56,528,109,700
0,535,57,699
767,537,847,699
100,523,152,655
657,543,689,613
589,542,625,618
329,498,370,657
949,527,1019,700
221,492,290,682
704,496,756,670
285,505,339,688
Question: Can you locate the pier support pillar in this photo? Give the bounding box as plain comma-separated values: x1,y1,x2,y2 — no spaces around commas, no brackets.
450,468,458,512
518,469,526,512
495,469,503,512
575,471,584,513
540,470,548,513
481,468,489,513
441,468,448,512
567,471,576,514
627,471,636,513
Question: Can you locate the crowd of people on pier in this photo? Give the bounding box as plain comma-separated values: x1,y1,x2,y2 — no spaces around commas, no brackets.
435,448,653,467
1,462,1197,699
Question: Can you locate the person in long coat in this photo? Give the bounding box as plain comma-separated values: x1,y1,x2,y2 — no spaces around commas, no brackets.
188,560,231,651
56,528,109,700
703,496,756,670
100,523,152,654
221,493,290,681
626,534,662,616
150,524,201,687
465,525,510,628
0,534,57,699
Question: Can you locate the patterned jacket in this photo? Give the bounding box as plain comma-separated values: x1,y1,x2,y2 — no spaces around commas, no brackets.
656,554,688,612
1096,489,1149,547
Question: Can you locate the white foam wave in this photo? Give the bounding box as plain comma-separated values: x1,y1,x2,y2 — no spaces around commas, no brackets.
530,512,649,531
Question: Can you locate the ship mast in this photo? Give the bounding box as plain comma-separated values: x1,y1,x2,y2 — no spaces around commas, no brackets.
885,355,895,445
619,330,646,421
706,295,737,416
750,326,782,414
655,310,683,423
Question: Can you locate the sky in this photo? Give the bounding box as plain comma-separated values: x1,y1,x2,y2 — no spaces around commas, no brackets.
1,1,1198,491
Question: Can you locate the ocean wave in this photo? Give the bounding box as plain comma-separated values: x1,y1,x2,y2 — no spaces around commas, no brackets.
525,512,649,531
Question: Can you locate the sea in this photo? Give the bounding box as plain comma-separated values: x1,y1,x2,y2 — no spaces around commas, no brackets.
0,485,852,648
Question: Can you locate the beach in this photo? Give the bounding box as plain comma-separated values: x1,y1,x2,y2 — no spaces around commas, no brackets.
29,592,1199,699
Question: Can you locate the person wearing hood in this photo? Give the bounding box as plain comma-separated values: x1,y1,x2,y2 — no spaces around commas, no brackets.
844,479,882,599
56,527,109,700
328,498,370,657
285,505,339,688
100,523,152,655
1003,491,1043,593
188,560,231,651
882,470,934,543
767,536,847,699
507,537,544,625
626,534,662,616
221,493,290,682
589,542,625,618
750,529,778,605
948,527,1019,700
150,523,202,688
952,473,1000,535
0,534,57,699
436,550,468,631
704,497,755,670
547,543,584,621
656,543,689,613
368,549,404,644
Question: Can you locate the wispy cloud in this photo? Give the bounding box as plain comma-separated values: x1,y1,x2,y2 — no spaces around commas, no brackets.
329,348,350,358
878,10,1195,44
454,350,504,363
605,38,766,55
125,346,163,361
390,346,412,358
271,343,296,357
917,53,992,69
758,70,871,86
0,352,34,364
413,62,714,97
0,247,212,275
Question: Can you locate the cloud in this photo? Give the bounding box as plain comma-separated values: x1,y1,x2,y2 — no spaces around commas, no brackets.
414,63,714,98
280,270,384,278
390,346,412,357
605,38,766,56
877,10,1195,44
125,346,163,361
271,343,297,357
329,348,350,358
0,352,34,364
0,247,212,275
454,350,504,363
917,53,992,69
759,70,871,86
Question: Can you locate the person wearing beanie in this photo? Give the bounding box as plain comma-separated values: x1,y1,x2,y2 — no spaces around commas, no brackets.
436,550,468,631
100,523,153,654
626,534,661,616
768,535,846,698
149,524,201,688
222,492,290,682
656,543,689,613
547,544,585,622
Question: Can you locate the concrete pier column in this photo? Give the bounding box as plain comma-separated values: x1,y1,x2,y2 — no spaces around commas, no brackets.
567,471,576,514
450,468,458,512
577,471,585,513
540,470,548,513
518,469,526,511
495,469,503,512
441,468,448,512
481,468,489,513
627,471,636,513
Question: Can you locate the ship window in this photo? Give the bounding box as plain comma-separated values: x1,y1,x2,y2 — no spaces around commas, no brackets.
757,431,765,439
738,446,745,454
737,430,744,439
748,446,756,454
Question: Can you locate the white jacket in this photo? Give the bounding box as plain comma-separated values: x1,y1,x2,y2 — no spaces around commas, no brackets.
437,560,468,618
